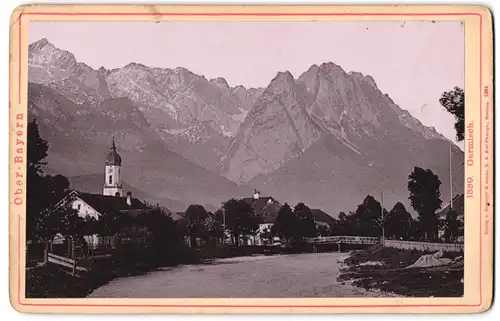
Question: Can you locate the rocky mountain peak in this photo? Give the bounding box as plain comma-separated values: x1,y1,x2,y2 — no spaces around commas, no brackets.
233,84,246,91
348,71,378,89
318,62,347,77
276,70,295,82
364,75,377,88
28,37,51,52
211,77,230,90
28,38,77,70
27,39,458,217
174,66,194,77
123,62,149,70
307,64,319,73
265,71,296,94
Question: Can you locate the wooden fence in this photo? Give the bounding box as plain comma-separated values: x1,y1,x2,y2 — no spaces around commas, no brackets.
306,236,380,245
47,253,88,276
384,240,464,252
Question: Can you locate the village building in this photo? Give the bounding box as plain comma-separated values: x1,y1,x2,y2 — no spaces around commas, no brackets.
103,138,124,197
241,190,282,245
239,190,335,245
53,139,147,250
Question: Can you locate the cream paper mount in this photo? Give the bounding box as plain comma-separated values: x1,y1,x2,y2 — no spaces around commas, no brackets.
9,4,493,314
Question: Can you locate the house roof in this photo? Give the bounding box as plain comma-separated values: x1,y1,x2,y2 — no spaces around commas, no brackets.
76,192,147,215
168,212,183,221
241,197,282,223
310,209,337,226
240,197,336,225
437,194,464,219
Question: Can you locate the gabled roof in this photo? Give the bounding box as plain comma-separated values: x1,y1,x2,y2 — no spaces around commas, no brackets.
241,197,282,223
437,194,464,219
65,191,146,215
168,212,182,221
310,209,337,226
240,197,336,225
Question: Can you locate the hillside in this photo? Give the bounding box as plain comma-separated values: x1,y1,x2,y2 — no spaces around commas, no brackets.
28,82,254,212
28,39,463,218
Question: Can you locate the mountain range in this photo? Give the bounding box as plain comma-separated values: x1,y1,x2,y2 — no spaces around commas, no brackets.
27,38,464,215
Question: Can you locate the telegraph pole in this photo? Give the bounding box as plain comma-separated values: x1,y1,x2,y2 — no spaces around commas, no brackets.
222,204,226,245
381,191,385,246
449,145,453,209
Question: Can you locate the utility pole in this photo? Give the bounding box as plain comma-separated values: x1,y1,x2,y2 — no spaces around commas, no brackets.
449,145,453,209
381,191,385,246
222,206,226,228
221,203,226,246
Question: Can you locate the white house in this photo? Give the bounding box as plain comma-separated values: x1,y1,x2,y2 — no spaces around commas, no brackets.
240,191,335,245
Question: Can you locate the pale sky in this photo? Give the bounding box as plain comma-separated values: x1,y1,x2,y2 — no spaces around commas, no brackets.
29,21,464,146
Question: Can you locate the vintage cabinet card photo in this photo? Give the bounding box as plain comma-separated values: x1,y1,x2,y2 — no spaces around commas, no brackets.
8,4,493,314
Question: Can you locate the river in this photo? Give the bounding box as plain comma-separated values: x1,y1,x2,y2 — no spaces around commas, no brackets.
88,252,392,298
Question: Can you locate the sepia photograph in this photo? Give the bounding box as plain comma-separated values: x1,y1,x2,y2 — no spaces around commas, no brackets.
9,4,493,313
24,19,467,299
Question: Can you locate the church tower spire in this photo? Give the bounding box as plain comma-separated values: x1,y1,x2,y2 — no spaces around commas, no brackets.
103,137,123,196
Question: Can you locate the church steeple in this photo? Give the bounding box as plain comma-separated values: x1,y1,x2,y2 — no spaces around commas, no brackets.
105,137,122,166
103,138,123,196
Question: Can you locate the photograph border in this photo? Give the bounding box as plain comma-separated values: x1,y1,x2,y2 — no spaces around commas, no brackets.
9,4,493,314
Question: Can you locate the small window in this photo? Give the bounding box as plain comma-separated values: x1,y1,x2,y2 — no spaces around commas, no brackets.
77,204,81,210
109,175,112,185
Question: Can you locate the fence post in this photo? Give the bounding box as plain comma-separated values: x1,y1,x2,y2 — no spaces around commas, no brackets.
72,259,76,276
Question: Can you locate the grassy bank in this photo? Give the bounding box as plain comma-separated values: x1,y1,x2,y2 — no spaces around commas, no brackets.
26,243,203,298
338,244,464,297
26,257,157,298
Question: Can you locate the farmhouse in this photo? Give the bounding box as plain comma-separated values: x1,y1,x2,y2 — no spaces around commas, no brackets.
241,190,335,245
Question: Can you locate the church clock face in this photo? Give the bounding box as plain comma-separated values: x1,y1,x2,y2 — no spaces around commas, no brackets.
108,168,113,174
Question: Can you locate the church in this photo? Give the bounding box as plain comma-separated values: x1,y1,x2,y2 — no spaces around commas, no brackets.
53,138,147,249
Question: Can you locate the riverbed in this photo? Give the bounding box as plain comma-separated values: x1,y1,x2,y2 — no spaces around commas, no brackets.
88,252,395,298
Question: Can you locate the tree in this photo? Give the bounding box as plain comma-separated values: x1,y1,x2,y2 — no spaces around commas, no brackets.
26,119,76,242
27,119,49,241
351,196,383,237
96,209,127,248
294,203,317,239
184,205,209,248
271,203,298,245
386,202,413,240
444,209,460,242
330,211,357,236
408,218,421,241
35,202,81,242
439,87,464,141
27,118,48,175
408,167,442,241
132,206,183,265
222,198,259,247
203,212,224,246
